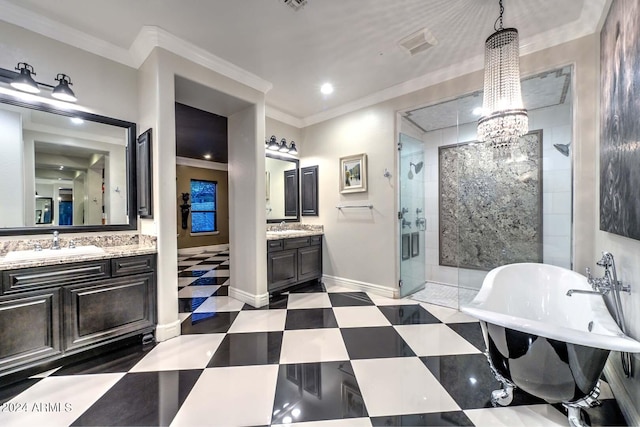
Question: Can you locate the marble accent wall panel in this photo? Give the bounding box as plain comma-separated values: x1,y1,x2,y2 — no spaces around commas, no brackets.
439,130,543,270
600,0,640,240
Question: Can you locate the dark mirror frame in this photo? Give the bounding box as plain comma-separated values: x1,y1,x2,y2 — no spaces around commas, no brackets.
0,93,137,236
266,152,299,223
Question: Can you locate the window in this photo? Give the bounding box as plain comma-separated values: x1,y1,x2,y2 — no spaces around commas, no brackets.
190,179,217,233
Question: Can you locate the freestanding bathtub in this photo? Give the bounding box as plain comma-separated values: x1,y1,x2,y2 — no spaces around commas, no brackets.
461,263,640,427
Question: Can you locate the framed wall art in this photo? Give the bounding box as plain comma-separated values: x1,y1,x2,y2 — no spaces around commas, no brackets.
339,153,367,194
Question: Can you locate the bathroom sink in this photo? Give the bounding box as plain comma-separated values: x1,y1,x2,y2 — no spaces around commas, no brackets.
3,245,106,262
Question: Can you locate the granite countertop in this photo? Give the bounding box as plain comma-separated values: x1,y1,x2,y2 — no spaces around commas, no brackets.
266,224,324,241
0,234,157,270
0,244,157,270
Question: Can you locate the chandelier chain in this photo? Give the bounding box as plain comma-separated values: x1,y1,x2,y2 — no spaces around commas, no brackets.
494,0,505,31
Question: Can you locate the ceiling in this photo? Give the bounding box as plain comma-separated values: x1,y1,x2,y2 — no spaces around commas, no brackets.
0,0,607,125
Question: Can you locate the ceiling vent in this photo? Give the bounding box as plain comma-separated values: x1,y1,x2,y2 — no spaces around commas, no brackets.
398,27,438,56
283,0,307,11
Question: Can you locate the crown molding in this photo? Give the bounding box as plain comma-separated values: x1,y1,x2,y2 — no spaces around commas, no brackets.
265,105,304,128
130,26,273,94
0,0,134,66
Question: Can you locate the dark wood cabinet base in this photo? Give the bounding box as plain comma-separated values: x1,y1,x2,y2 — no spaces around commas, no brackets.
267,236,322,293
0,254,157,383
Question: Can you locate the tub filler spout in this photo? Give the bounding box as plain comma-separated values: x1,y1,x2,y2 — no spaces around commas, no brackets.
566,288,605,297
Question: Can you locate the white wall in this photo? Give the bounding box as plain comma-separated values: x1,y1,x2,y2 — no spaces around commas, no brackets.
302,106,398,295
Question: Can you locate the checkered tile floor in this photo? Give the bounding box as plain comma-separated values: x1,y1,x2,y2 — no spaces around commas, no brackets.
0,248,627,426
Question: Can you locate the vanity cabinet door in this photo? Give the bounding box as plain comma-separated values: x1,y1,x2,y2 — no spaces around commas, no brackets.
268,249,298,292
0,288,61,373
137,128,153,218
301,165,319,216
63,273,156,352
297,243,322,283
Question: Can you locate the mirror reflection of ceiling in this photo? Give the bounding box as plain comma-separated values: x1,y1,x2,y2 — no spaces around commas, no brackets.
34,141,106,181
404,66,572,133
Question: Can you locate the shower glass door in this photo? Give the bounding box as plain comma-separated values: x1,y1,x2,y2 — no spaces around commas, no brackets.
399,133,426,298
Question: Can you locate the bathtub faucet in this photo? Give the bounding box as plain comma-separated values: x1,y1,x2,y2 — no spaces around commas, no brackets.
567,252,631,297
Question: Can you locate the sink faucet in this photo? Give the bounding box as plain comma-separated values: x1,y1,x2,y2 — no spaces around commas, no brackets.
52,231,61,250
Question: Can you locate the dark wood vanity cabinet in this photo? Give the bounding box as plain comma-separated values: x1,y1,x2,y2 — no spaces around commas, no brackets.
0,254,156,379
267,236,322,293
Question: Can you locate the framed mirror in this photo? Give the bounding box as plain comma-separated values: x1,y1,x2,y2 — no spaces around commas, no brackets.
0,94,137,235
265,152,299,223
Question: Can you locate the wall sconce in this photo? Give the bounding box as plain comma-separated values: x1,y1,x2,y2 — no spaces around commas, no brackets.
180,192,191,230
0,62,77,102
265,135,298,155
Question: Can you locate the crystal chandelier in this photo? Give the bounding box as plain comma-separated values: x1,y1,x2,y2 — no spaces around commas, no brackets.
477,0,528,154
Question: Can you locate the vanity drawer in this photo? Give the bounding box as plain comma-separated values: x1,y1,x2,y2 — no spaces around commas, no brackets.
111,255,155,277
268,239,284,252
2,260,110,295
283,237,311,250
310,235,322,246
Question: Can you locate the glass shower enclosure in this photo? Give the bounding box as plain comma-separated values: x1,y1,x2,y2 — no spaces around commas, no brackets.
398,65,574,309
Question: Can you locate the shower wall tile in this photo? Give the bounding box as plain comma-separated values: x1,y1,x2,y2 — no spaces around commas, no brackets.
543,214,572,237
545,170,572,192
551,124,572,146
543,193,553,214
551,192,572,215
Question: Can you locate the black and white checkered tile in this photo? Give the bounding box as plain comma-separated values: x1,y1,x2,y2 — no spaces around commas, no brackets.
0,248,627,426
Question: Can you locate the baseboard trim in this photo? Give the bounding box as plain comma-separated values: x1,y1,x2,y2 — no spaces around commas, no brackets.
603,360,640,427
178,244,229,256
322,275,398,299
229,285,269,308
155,319,181,342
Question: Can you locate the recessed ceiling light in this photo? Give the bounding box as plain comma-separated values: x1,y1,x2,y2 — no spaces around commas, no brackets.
59,166,64,170
203,154,212,160
472,107,484,116
70,117,84,124
320,83,334,95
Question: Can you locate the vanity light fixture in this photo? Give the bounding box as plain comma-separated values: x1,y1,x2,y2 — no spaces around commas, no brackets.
477,0,528,155
0,62,78,102
267,135,281,151
10,63,40,93
51,74,76,102
266,135,298,155
278,138,290,152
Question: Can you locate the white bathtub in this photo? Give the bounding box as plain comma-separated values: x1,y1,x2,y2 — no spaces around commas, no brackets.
461,262,640,353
